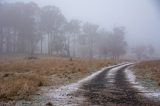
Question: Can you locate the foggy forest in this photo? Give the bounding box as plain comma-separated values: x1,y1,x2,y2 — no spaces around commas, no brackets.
0,1,157,60
0,0,160,106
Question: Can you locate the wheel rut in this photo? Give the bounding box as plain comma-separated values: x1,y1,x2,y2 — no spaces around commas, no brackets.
80,64,160,106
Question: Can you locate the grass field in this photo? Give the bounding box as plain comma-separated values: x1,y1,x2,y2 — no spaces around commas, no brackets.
133,60,160,87
0,57,116,100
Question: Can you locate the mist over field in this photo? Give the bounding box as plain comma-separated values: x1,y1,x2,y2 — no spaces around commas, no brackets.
6,0,160,58
1,1,160,105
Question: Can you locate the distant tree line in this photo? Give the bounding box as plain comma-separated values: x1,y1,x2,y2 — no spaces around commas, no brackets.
0,1,127,59
132,44,155,60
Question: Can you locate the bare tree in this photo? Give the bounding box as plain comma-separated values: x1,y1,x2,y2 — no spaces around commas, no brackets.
0,3,3,54
133,44,155,60
97,29,111,59
82,22,99,58
64,20,81,57
40,6,66,55
132,45,148,60
147,44,155,58
0,1,129,59
107,27,127,60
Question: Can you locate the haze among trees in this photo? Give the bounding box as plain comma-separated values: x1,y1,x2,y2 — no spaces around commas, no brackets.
132,44,155,60
0,1,145,60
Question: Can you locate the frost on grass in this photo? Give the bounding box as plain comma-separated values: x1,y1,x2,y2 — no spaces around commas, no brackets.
125,69,160,101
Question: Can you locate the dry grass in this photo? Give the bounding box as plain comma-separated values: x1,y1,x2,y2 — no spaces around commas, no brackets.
0,57,116,100
134,60,160,86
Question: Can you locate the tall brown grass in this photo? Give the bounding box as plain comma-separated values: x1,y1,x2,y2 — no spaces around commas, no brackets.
0,57,116,100
134,60,160,86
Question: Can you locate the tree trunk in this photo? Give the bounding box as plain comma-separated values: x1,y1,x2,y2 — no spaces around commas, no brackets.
40,36,43,54
67,35,70,57
73,33,76,57
6,28,11,53
0,26,3,53
48,33,51,55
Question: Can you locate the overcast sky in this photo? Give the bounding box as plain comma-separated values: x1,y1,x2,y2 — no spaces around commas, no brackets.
7,0,160,53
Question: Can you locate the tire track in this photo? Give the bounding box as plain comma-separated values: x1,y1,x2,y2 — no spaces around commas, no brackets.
80,64,160,106
2,63,159,106
43,64,124,106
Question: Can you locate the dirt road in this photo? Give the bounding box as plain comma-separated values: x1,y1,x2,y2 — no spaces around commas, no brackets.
4,63,159,106
79,64,160,106
46,63,160,106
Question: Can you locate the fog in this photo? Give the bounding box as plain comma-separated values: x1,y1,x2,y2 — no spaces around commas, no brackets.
8,0,160,49
1,1,160,105
1,0,160,59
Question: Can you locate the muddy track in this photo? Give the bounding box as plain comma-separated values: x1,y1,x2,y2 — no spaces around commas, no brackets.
80,64,160,106
3,64,159,106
